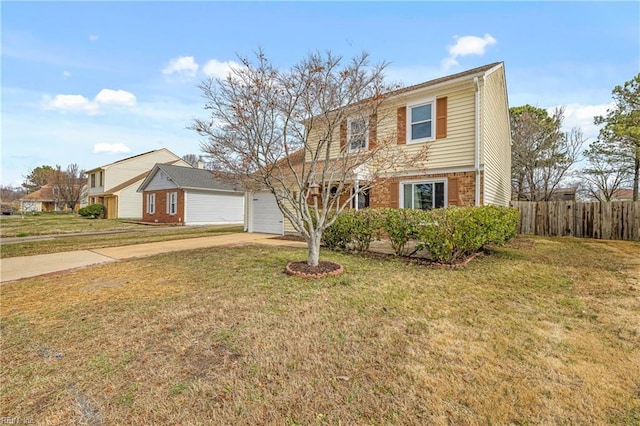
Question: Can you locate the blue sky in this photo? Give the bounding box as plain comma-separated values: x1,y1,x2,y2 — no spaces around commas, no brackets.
2,1,639,186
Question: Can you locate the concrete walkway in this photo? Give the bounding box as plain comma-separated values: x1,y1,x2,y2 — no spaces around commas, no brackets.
0,233,306,284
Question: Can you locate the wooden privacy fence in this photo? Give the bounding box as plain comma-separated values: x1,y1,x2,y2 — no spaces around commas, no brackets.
510,201,640,241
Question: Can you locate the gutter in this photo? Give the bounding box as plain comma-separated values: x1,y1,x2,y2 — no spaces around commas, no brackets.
474,76,481,206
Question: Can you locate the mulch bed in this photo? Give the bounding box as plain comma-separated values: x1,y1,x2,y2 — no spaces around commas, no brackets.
273,235,489,271
285,261,344,279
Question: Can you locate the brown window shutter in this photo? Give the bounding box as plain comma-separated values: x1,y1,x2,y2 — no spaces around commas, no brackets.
368,113,377,150
340,121,347,150
436,97,447,139
389,181,399,207
396,107,406,145
447,177,459,206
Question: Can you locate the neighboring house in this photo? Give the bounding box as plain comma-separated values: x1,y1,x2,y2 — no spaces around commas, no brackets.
19,183,85,212
86,149,192,219
247,62,511,235
20,184,61,212
137,164,244,225
513,187,577,202
610,188,638,201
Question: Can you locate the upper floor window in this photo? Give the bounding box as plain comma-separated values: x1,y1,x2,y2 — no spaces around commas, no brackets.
348,117,368,151
408,100,434,143
402,180,445,210
90,173,96,188
99,171,103,187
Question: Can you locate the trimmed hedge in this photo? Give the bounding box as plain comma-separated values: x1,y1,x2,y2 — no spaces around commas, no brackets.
322,206,519,264
78,203,105,219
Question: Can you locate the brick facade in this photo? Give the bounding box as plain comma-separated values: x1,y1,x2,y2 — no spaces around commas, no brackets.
369,171,484,209
141,189,185,224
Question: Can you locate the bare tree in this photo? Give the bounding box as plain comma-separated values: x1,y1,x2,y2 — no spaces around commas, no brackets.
182,153,200,167
581,139,631,201
511,105,583,201
51,164,86,212
193,50,426,266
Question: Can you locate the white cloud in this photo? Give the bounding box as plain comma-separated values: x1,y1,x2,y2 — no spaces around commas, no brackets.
95,89,136,106
442,34,497,71
548,102,614,142
449,34,497,58
93,143,131,154
43,89,137,114
89,34,98,41
162,56,199,77
202,59,241,79
43,94,99,114
63,71,71,78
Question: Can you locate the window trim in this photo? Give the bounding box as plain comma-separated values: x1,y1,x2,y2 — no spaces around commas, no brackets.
166,191,177,215
347,116,369,152
146,193,156,214
406,97,436,144
399,179,447,210
90,173,96,188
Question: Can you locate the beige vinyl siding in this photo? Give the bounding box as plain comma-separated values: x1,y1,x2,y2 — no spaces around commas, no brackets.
480,67,511,206
103,150,187,190
117,182,145,219
305,83,477,173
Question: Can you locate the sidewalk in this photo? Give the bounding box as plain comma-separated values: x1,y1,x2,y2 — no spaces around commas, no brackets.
0,233,307,284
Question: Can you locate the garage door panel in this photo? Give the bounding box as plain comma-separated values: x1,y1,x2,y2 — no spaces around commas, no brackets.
186,191,244,225
251,191,283,235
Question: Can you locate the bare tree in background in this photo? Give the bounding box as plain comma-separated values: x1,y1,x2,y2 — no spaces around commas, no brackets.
581,139,631,201
182,154,200,168
510,105,583,201
193,50,426,266
51,164,86,211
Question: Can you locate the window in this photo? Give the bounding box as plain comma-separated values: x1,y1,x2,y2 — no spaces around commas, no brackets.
351,188,370,210
408,100,434,143
348,117,368,151
90,174,96,188
166,191,177,215
146,193,156,214
99,171,103,187
402,181,445,210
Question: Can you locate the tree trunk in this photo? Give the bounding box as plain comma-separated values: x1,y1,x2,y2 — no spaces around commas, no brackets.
306,230,321,266
633,156,639,201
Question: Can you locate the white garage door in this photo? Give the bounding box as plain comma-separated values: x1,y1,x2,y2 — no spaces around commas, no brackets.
185,190,244,225
250,191,284,235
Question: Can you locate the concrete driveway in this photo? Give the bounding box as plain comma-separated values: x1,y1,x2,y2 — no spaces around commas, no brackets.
0,233,306,284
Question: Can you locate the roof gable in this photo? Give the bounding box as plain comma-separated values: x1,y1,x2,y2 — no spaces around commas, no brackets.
86,148,181,173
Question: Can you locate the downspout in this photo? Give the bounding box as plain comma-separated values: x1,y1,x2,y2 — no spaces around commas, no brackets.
473,76,481,206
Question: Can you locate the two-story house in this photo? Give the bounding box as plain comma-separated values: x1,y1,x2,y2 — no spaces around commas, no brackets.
246,62,511,235
86,148,192,219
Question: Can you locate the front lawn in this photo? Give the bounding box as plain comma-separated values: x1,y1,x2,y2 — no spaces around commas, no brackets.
1,237,638,424
0,214,147,238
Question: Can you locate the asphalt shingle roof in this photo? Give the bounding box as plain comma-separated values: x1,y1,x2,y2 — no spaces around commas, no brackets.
154,164,243,192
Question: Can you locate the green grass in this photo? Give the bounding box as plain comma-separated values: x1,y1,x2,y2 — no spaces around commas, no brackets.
1,236,639,424
0,214,147,237
1,225,244,258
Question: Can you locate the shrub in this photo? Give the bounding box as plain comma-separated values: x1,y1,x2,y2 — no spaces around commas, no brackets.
379,208,426,256
322,209,382,252
349,209,383,252
78,203,105,219
415,206,519,264
321,211,352,250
